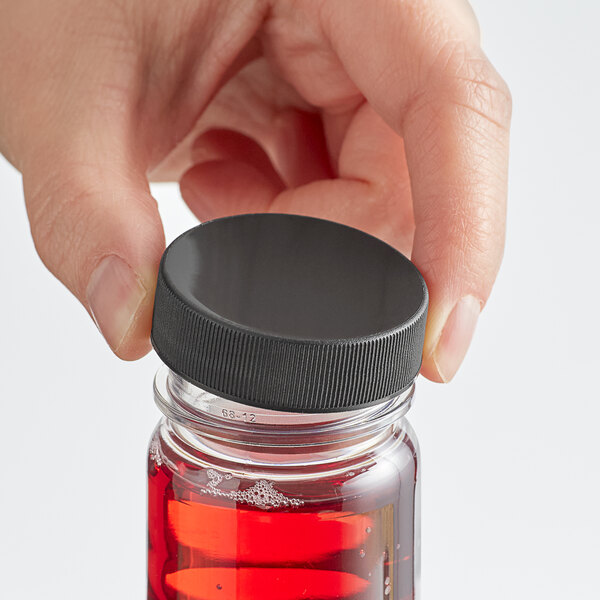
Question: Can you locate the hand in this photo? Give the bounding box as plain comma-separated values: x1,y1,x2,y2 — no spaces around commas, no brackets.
0,0,510,382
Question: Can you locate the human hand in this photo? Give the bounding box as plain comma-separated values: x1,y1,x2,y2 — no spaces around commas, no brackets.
0,0,510,382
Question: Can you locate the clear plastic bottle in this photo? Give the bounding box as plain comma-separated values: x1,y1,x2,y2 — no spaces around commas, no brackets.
148,214,428,600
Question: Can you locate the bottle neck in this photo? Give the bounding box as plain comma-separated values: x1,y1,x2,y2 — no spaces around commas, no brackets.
155,366,414,451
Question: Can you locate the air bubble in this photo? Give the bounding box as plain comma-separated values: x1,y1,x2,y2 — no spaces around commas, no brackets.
385,585,391,595
396,543,401,550
366,526,372,534
359,549,366,558
385,576,390,585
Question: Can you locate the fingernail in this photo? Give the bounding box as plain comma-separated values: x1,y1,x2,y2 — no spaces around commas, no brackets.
433,295,481,382
86,255,147,351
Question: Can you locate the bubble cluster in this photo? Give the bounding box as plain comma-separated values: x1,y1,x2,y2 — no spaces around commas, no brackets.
204,469,304,509
149,440,163,467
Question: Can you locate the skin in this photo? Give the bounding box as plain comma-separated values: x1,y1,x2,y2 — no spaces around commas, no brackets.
0,0,511,382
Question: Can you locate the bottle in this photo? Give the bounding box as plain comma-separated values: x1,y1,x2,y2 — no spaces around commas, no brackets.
148,213,428,600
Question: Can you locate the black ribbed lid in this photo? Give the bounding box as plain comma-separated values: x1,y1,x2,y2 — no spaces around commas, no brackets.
151,214,428,412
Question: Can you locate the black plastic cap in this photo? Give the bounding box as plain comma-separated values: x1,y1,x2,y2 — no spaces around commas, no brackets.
151,214,428,412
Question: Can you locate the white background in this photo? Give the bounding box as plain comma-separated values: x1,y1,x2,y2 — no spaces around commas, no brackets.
1,1,599,598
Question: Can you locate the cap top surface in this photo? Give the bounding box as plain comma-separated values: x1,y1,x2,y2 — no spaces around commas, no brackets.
162,214,424,341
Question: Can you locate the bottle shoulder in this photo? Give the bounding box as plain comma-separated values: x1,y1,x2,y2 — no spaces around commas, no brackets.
149,418,418,510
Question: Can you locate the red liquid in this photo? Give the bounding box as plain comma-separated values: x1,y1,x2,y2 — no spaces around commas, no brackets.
148,430,417,600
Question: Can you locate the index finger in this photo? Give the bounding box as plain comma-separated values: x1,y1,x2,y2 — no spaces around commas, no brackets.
321,0,511,381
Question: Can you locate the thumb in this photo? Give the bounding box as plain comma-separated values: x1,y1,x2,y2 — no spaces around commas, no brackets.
23,153,165,360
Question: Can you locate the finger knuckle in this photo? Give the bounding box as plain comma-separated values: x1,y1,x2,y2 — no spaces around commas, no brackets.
415,193,505,285
434,42,512,132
